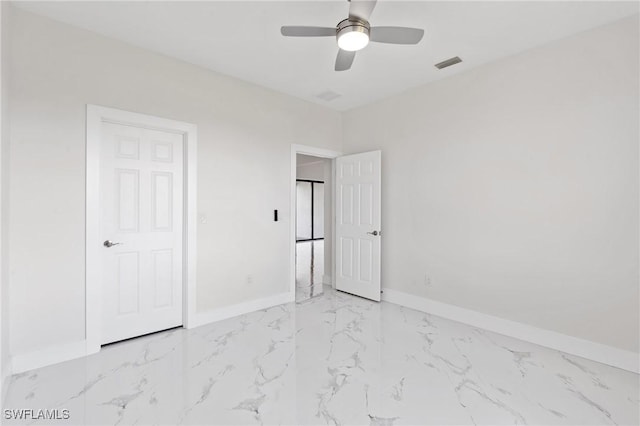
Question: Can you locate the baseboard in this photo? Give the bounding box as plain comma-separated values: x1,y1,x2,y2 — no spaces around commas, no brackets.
192,292,293,329
11,340,87,375
381,288,639,374
323,275,332,285
7,293,294,375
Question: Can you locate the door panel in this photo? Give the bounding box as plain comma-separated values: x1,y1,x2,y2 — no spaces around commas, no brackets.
341,184,354,224
340,237,354,278
116,169,140,232
359,239,373,282
335,150,381,301
152,249,174,308
116,252,140,315
101,122,184,344
151,172,173,231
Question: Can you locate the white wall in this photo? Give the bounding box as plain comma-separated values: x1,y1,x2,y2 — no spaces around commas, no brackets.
0,0,10,394
343,15,639,353
296,156,333,282
7,7,341,358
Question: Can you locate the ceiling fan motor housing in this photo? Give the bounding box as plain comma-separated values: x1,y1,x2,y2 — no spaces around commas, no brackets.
336,18,370,51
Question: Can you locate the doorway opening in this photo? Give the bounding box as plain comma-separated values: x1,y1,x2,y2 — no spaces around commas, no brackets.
294,153,332,302
296,179,325,242
289,145,382,303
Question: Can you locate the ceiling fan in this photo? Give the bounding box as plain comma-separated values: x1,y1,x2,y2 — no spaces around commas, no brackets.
280,0,424,71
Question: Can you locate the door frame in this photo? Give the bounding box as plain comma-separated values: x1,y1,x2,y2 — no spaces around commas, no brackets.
86,105,198,354
290,144,341,298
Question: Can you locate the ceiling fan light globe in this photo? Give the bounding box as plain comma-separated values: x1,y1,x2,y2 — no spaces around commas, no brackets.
338,31,369,51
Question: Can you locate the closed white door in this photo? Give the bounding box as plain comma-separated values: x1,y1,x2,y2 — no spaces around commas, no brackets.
335,151,381,301
100,122,184,344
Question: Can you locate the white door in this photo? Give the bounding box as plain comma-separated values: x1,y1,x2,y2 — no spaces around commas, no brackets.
335,150,381,301
100,122,184,344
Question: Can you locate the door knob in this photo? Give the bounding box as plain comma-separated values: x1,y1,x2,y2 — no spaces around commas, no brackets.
367,230,379,236
103,240,122,248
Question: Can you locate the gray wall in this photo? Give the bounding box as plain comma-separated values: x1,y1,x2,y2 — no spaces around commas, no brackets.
343,16,639,352
1,0,11,391
6,7,342,357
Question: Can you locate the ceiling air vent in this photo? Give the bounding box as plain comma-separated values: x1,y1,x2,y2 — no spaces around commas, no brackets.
435,56,462,70
316,90,342,102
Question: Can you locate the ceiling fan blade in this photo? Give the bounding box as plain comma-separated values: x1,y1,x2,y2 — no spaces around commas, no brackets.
280,26,336,37
348,0,378,21
370,27,425,44
335,49,356,71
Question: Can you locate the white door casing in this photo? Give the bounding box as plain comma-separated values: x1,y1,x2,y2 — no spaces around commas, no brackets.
86,105,197,353
100,123,184,344
335,150,382,301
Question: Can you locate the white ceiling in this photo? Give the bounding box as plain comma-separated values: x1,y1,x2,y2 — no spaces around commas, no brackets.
297,154,329,166
13,1,639,111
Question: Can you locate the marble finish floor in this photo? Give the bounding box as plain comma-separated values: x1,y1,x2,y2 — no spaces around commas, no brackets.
295,240,324,303
3,287,638,425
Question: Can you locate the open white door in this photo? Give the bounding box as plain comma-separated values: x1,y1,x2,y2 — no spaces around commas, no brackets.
335,150,381,301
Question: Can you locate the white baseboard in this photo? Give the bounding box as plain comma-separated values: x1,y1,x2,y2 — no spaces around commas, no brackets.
8,293,294,375
382,288,639,374
8,292,294,375
323,275,332,285
192,292,293,329
11,340,87,375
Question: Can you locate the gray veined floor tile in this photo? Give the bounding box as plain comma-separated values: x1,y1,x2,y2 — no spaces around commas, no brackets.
296,240,324,303
3,286,638,425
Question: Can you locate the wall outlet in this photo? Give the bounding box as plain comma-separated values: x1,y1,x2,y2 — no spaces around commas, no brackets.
246,275,253,285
